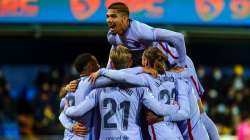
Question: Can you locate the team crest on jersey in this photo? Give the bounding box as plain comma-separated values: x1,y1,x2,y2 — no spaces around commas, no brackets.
70,0,100,20
195,0,224,21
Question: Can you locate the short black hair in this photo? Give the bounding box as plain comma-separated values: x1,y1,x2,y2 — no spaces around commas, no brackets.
73,53,94,74
108,2,129,16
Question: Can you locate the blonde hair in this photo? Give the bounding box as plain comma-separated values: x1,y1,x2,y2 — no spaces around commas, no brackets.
143,47,167,74
110,45,132,70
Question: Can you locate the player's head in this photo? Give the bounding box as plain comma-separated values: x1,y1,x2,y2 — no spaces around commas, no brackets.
73,53,100,76
110,45,132,70
142,47,167,74
106,2,130,35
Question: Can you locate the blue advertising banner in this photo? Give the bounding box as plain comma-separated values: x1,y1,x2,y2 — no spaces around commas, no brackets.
0,0,249,26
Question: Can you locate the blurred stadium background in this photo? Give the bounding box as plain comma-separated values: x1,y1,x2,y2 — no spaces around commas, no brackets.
0,0,250,140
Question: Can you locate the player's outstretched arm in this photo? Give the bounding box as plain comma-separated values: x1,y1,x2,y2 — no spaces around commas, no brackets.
154,28,186,66
120,67,144,74
99,68,148,87
89,67,158,87
137,23,186,66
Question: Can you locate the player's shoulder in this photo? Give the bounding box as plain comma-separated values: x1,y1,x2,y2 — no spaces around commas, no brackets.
139,73,153,80
131,19,152,28
78,76,88,84
160,72,176,81
175,78,189,88
100,87,121,94
166,68,192,80
130,19,153,33
137,73,155,84
87,88,105,99
72,77,89,92
80,76,87,81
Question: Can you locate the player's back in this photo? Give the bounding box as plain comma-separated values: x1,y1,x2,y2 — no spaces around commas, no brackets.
143,73,184,140
156,71,208,140
97,86,147,140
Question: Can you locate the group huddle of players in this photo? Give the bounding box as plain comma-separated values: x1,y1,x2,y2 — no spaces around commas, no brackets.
59,2,220,140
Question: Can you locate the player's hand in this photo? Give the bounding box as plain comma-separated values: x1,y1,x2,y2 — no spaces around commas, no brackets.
146,111,163,125
72,122,88,137
89,71,100,84
59,86,68,98
65,80,79,92
143,67,158,78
